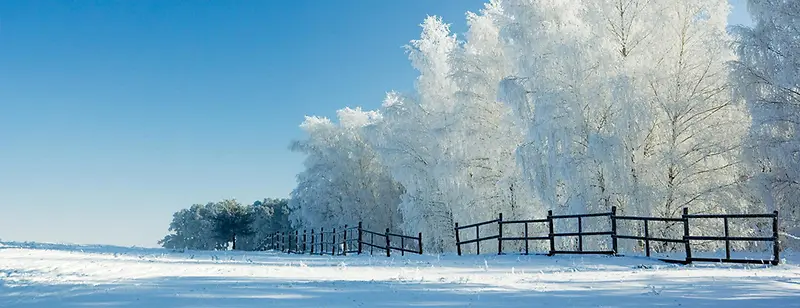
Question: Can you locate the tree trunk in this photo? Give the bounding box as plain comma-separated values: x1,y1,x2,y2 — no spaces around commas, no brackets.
232,233,237,250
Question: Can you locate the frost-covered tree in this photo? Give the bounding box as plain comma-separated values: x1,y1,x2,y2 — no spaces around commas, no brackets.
453,4,539,223
489,0,637,251
495,0,609,219
732,0,800,247
358,17,464,253
630,0,747,219
289,108,403,231
495,0,749,251
364,17,457,251
159,202,224,250
237,198,292,251
211,199,253,250
365,14,536,253
160,198,292,251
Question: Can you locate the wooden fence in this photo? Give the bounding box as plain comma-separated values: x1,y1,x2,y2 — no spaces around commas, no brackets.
455,207,781,265
614,211,686,263
454,216,501,256
549,210,616,255
266,222,423,257
683,209,779,264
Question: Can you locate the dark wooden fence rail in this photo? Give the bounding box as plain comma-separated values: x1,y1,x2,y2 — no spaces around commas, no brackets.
342,225,360,255
455,207,781,265
498,216,550,255
388,231,423,256
614,214,686,263
361,229,389,256
548,209,616,255
265,222,422,258
683,209,779,265
454,215,501,255
310,227,339,255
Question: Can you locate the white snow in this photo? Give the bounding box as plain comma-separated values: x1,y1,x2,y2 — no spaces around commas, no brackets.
1,242,799,307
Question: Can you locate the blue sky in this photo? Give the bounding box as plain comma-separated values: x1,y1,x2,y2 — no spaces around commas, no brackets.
0,0,752,247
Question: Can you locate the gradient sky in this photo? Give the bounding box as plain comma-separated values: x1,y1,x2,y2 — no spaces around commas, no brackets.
0,0,753,247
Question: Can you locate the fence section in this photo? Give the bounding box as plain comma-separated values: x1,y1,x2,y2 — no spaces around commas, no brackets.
454,216,501,255
548,210,616,255
684,209,779,265
266,222,422,257
454,207,781,265
614,214,687,264
388,231,423,256
498,215,550,255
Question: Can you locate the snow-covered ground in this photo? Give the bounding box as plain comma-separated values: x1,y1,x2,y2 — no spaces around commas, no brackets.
1,241,799,307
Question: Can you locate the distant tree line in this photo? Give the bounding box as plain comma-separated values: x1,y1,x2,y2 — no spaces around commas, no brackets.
159,198,292,251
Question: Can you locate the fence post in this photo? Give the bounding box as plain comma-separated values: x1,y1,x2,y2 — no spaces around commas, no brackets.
311,229,315,255
682,208,692,264
524,222,529,255
578,216,583,252
548,210,555,256
723,217,730,260
343,225,348,256
418,232,423,254
610,206,618,255
773,210,780,265
454,223,461,256
320,227,325,255
332,228,337,256
476,224,481,255
302,230,307,254
357,222,363,254
385,228,391,257
644,220,650,257
498,213,504,255
401,236,405,256
281,231,287,252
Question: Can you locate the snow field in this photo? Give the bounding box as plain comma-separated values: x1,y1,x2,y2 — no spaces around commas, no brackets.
1,242,799,307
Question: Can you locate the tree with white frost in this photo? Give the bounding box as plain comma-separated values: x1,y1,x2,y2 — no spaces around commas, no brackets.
289,108,403,232
453,3,539,224
160,199,293,251
159,202,225,251
237,198,292,251
496,0,749,251
495,0,606,219
210,199,253,250
363,17,461,253
366,14,536,253
586,0,751,250
732,0,800,247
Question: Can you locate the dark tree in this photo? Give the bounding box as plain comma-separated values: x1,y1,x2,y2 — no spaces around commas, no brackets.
212,199,254,250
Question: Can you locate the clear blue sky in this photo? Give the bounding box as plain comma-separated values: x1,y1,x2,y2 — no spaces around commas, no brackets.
0,0,752,247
